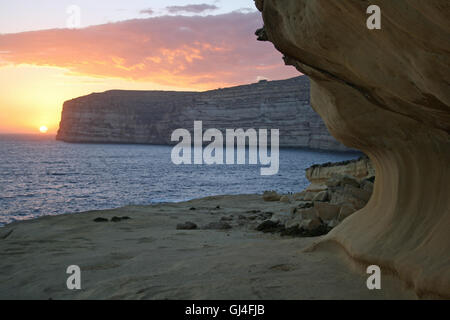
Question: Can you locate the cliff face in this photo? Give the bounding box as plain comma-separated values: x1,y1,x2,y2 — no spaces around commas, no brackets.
305,156,374,191
57,77,350,151
256,0,450,297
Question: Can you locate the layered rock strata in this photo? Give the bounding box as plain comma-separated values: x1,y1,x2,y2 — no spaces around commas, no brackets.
256,0,450,297
57,77,350,151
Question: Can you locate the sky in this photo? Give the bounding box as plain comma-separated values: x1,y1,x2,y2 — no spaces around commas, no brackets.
0,1,299,134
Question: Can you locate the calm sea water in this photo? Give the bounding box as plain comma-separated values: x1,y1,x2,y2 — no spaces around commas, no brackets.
0,134,360,226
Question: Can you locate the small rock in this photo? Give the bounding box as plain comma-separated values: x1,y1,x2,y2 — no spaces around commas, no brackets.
93,217,108,223
176,221,198,230
279,195,291,203
220,216,233,221
189,207,196,211
202,221,232,230
301,217,322,231
111,216,131,222
314,202,341,221
327,219,340,228
256,220,283,233
298,207,318,220
312,190,328,202
302,192,316,201
262,190,281,202
293,192,306,201
285,215,303,229
259,212,273,220
326,174,360,188
361,180,374,193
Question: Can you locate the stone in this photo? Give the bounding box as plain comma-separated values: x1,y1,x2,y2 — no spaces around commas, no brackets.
314,202,341,221
302,192,316,201
361,180,374,193
279,195,291,203
270,212,290,225
338,205,356,222
327,219,340,229
293,192,306,201
285,215,303,229
298,207,318,220
262,191,281,202
312,190,328,202
202,222,232,230
343,184,371,202
93,217,108,223
176,222,198,230
256,220,283,233
111,216,131,222
301,217,322,231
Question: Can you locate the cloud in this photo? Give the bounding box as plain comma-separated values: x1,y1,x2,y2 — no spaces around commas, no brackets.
140,8,154,16
0,12,298,89
166,4,219,14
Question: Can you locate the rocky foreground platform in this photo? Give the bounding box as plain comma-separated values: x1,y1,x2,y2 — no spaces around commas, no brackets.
0,194,416,300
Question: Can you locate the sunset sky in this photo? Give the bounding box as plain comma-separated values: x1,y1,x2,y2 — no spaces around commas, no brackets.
0,1,298,134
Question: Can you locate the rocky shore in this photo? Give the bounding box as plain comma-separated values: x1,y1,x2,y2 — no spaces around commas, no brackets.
1,156,422,299
0,163,417,299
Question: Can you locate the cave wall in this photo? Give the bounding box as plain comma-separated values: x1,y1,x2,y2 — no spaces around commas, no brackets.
256,0,450,297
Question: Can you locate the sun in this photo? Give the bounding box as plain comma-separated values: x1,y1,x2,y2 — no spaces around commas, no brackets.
39,125,48,133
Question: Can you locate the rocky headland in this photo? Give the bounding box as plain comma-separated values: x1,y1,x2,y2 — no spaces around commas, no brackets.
256,0,450,298
57,76,350,151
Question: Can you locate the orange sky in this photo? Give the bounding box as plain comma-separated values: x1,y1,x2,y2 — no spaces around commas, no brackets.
0,12,298,134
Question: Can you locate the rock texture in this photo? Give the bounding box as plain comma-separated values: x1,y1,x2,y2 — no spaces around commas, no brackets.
256,0,450,297
57,77,350,151
262,158,375,239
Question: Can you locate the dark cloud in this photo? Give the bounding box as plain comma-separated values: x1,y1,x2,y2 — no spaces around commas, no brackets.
140,8,155,16
166,4,219,14
0,12,298,89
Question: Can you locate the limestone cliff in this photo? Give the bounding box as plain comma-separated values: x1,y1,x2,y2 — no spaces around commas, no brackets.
57,77,350,151
256,0,450,297
305,156,374,191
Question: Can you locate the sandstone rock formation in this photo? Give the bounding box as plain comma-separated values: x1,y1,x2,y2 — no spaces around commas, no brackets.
261,157,375,238
256,0,450,297
57,77,350,151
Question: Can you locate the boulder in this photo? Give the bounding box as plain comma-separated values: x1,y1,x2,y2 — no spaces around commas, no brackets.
312,190,328,202
298,207,318,220
176,222,198,230
314,202,341,221
279,195,291,203
301,217,322,231
262,190,281,202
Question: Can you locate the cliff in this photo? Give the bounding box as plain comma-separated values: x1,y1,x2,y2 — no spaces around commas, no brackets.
256,0,450,297
57,76,350,151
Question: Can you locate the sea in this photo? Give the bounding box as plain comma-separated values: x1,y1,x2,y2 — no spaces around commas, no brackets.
0,134,360,226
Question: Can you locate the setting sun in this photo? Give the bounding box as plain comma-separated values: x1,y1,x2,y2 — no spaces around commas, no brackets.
39,126,48,133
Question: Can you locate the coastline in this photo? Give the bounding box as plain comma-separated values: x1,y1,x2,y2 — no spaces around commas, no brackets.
0,194,416,299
